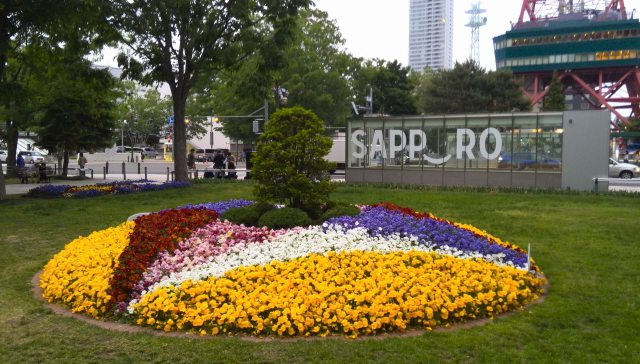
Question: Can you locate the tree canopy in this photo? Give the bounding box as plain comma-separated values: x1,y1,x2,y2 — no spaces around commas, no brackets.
116,82,173,147
187,8,356,145
543,72,566,111
113,0,312,181
35,58,120,175
419,60,530,114
352,59,417,115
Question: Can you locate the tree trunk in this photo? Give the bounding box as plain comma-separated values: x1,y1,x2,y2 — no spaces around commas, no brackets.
5,120,19,177
0,160,6,200
62,151,69,176
172,95,189,182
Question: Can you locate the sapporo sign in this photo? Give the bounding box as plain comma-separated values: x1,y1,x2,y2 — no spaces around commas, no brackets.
351,128,503,165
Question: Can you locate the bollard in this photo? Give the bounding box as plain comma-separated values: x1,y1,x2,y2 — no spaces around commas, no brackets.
195,169,199,179
106,161,109,174
166,167,170,182
90,169,94,179
144,166,148,181
122,161,127,180
103,166,106,180
137,162,141,174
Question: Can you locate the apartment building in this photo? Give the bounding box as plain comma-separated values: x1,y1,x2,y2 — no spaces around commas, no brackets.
409,0,454,71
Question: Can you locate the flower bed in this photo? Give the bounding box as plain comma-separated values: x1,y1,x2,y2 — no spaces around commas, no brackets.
27,180,191,198
40,200,546,338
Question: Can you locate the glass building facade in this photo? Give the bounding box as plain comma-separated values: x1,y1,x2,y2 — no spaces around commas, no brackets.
346,113,565,188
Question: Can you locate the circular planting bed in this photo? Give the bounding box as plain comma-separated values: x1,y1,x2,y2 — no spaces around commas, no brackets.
39,200,546,338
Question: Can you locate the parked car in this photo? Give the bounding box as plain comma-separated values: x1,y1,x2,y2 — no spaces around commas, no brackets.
498,152,536,169
609,158,640,179
18,151,45,164
497,152,560,170
0,150,6,162
141,147,158,159
195,148,228,162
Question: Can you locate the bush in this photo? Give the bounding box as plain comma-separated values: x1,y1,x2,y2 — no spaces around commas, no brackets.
252,107,335,212
258,207,312,229
221,207,260,226
251,201,276,216
321,204,360,221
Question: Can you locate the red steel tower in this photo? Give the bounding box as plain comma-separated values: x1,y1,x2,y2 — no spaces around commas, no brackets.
494,0,639,126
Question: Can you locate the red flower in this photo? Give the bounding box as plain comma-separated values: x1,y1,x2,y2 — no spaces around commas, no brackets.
107,208,218,310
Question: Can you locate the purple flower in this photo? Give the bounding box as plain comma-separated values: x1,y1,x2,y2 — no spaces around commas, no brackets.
326,206,528,268
27,185,71,197
178,199,254,215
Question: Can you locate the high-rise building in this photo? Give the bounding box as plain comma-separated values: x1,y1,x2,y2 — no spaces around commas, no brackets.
409,0,454,72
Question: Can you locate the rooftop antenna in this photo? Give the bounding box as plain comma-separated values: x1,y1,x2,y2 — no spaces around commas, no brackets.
466,2,488,62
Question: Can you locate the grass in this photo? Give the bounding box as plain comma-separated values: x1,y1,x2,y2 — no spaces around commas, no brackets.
1,182,639,363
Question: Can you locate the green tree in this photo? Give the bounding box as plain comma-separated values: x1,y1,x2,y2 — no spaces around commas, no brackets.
114,0,312,181
116,82,173,147
414,66,435,114
420,60,529,114
543,71,566,111
252,107,335,216
188,8,357,144
35,59,119,175
280,9,354,126
352,59,417,115
1,1,116,169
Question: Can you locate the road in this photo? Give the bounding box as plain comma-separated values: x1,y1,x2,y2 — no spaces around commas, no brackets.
607,178,640,193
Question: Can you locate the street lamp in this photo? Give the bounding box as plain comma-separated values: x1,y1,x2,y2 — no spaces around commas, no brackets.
121,120,127,152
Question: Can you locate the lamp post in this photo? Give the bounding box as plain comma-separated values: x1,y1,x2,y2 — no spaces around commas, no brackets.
121,120,126,152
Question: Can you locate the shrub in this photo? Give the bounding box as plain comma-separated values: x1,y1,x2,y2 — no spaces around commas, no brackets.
252,107,335,212
221,207,260,226
321,204,360,221
258,207,312,229
251,201,276,216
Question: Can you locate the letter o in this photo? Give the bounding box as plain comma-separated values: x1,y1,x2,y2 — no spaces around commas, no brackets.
479,128,502,160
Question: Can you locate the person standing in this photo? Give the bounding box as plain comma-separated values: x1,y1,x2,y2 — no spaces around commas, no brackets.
225,153,237,179
187,149,196,169
212,151,226,178
17,154,25,168
78,153,87,176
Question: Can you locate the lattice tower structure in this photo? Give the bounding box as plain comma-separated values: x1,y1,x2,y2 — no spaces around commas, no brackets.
466,3,488,62
494,0,639,127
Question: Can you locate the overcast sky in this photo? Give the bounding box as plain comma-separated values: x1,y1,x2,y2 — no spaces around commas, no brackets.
98,0,640,71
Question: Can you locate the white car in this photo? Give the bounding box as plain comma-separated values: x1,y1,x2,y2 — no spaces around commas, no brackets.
609,158,640,179
0,150,6,162
18,151,45,164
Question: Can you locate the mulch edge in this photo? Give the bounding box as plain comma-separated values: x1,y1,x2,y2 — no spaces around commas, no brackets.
32,270,548,342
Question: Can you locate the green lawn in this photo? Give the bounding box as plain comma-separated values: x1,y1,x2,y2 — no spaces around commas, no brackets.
1,182,638,363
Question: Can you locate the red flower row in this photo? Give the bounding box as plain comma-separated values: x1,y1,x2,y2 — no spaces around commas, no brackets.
107,208,219,309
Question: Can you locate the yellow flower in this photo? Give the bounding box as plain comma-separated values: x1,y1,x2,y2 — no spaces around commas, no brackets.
39,222,135,318
132,250,546,337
